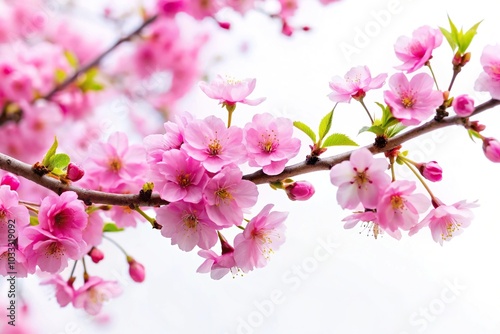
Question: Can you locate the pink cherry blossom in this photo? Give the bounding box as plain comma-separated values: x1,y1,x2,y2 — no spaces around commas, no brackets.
152,149,208,203
452,94,475,117
87,132,148,191
0,174,20,191
330,148,390,210
40,275,75,307
409,200,478,245
394,25,443,73
0,185,30,244
474,45,500,99
197,249,238,280
419,161,443,182
384,72,443,125
82,211,104,248
244,113,301,175
38,191,88,241
23,227,85,274
182,116,247,173
377,180,430,232
157,201,218,251
341,211,402,240
199,75,265,107
328,66,387,103
233,204,287,273
0,246,29,277
284,181,315,201
204,166,259,227
73,276,122,315
482,137,500,162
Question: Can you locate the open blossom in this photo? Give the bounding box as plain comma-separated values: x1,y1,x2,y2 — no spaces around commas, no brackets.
204,166,259,228
409,200,478,245
377,180,430,232
73,276,122,315
40,275,75,307
233,204,287,273
0,185,30,244
328,66,387,103
197,249,238,280
38,191,88,241
182,116,246,173
474,45,500,99
157,201,218,251
342,211,402,240
384,72,443,125
452,94,475,117
0,246,29,277
394,25,443,73
152,149,208,203
244,113,301,175
199,75,265,107
87,132,147,191
23,227,85,274
482,137,500,162
330,148,390,210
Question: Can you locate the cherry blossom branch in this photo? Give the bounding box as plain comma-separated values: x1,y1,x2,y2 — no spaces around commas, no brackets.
0,99,498,206
43,14,159,101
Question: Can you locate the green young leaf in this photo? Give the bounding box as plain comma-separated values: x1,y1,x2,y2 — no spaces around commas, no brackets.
54,69,67,84
64,50,79,69
439,27,457,51
42,137,58,167
48,153,70,170
385,123,406,138
318,110,334,142
322,133,359,147
467,129,482,142
293,121,317,143
29,216,39,226
459,20,482,54
78,67,105,92
103,222,125,233
358,125,385,136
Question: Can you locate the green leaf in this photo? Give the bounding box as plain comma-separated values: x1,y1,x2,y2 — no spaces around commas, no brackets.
64,50,79,69
358,125,385,136
293,121,316,143
459,20,482,53
54,69,67,84
318,110,334,142
29,216,39,226
322,133,359,147
468,129,482,142
385,123,406,138
103,222,124,233
42,137,58,167
78,67,105,92
48,153,70,170
439,27,457,51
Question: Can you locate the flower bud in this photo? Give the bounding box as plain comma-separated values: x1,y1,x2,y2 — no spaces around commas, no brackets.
452,94,475,117
452,52,462,66
127,257,146,283
284,181,315,201
1,174,20,190
66,163,85,181
419,161,443,182
89,247,105,263
482,137,500,163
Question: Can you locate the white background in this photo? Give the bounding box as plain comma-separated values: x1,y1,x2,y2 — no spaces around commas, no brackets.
11,0,500,333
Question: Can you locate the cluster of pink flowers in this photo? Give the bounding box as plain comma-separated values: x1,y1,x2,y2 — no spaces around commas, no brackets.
145,77,301,278
330,148,476,243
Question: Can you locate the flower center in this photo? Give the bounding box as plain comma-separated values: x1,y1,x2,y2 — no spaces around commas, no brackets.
353,167,370,188
109,158,121,172
401,94,415,108
391,195,405,210
215,188,232,205
54,210,70,227
183,214,198,229
89,288,108,304
207,139,222,156
442,219,461,240
46,242,63,258
259,132,278,153
177,172,191,187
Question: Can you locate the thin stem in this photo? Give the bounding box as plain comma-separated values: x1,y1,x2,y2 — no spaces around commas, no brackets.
400,158,435,198
69,260,78,279
390,162,396,182
448,67,461,92
82,257,89,282
228,109,234,127
103,235,128,257
359,99,374,124
426,62,441,91
134,206,157,228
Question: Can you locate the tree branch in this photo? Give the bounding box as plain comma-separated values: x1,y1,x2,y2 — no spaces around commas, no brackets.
43,14,159,101
0,99,498,206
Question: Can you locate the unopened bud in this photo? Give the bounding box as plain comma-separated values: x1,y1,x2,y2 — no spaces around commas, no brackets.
284,181,315,201
1,174,20,190
482,137,500,163
89,247,104,263
127,256,146,283
452,94,474,117
419,161,443,182
66,163,84,181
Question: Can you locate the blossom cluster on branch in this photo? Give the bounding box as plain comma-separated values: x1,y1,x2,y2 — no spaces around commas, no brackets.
0,0,499,323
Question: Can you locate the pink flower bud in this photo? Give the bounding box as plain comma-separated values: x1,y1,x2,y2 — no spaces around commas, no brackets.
89,247,105,263
1,174,20,190
452,94,475,117
66,163,85,181
157,0,184,16
419,161,443,182
217,21,231,30
482,137,500,163
127,257,146,283
285,181,315,201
